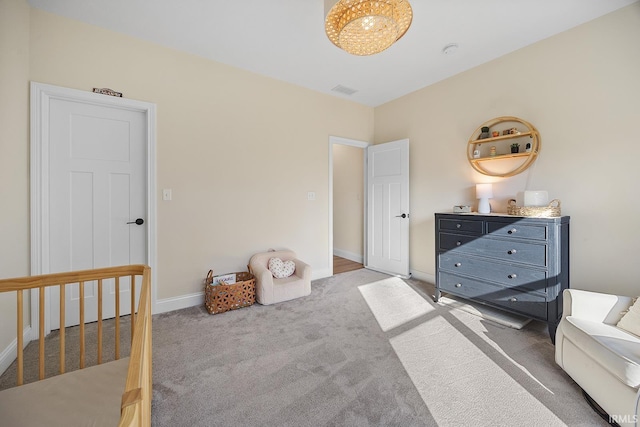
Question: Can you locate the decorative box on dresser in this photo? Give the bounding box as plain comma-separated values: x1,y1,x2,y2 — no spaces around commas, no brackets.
434,213,570,342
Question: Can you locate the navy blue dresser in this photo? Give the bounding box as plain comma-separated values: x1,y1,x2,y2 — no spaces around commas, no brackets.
434,213,570,341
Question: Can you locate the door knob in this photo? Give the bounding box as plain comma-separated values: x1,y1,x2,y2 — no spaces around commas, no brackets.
395,213,408,218
127,218,144,225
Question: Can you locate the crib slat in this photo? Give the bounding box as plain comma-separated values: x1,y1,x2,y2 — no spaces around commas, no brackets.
115,276,120,360
60,284,66,374
130,274,136,342
17,289,24,386
98,279,103,364
39,287,45,380
79,281,85,369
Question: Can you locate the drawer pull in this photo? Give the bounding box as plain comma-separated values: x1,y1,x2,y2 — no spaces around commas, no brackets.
456,223,461,229
456,241,462,246
507,228,517,234
509,297,518,302
507,249,517,255
454,262,462,267
455,283,462,288
508,274,518,279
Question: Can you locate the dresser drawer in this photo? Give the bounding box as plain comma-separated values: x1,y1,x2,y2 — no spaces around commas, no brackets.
439,218,483,235
438,232,478,251
439,233,547,267
439,271,497,298
438,272,548,320
438,253,547,293
487,221,547,241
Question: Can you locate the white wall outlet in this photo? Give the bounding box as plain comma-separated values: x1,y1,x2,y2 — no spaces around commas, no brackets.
162,189,172,201
307,191,316,201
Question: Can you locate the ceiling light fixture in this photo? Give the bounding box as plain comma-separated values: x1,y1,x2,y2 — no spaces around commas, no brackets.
324,0,413,56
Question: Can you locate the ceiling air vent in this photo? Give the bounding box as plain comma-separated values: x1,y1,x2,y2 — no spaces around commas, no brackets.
331,85,358,96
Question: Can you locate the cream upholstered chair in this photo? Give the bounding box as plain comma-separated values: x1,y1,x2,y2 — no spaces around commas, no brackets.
555,289,640,426
248,249,311,305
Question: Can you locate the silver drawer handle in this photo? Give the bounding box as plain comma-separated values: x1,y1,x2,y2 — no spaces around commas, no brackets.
509,297,518,302
455,283,462,288
456,241,462,246
454,263,462,267
507,228,517,234
507,249,517,255
456,224,461,228
508,274,517,279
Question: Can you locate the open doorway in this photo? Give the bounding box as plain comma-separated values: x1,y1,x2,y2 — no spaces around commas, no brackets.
328,136,410,277
329,136,369,275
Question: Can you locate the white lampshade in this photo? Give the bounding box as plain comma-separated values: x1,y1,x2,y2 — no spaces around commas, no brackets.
476,183,493,214
476,183,493,199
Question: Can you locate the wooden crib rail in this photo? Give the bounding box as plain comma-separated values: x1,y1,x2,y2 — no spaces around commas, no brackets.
0,265,148,292
119,265,152,426
0,264,152,427
0,264,150,386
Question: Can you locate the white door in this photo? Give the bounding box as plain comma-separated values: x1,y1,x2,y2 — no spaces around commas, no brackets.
38,89,148,329
366,139,410,277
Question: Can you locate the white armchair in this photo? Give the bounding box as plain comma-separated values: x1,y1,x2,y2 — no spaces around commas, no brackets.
248,249,311,305
555,289,640,426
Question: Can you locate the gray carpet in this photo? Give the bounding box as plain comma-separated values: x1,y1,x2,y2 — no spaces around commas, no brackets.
151,269,606,427
1,268,607,426
152,269,433,426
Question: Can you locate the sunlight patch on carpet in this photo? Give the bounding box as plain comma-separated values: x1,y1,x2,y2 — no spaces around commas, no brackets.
389,316,564,426
358,277,434,332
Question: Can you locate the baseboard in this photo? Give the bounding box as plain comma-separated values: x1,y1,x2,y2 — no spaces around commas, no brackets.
0,326,32,376
155,291,205,314
333,249,364,264
410,269,435,285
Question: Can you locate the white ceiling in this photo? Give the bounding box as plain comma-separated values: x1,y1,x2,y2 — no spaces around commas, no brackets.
28,0,638,107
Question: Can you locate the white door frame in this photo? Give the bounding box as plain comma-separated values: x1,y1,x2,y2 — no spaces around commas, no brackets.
328,136,370,276
30,81,158,338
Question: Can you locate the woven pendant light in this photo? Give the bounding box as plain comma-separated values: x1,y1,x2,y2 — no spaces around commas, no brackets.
324,0,413,56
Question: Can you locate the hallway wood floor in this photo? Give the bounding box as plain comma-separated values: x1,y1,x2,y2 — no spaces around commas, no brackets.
333,255,364,275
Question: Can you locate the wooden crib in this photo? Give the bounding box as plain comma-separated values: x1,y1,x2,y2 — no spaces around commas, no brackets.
0,264,152,427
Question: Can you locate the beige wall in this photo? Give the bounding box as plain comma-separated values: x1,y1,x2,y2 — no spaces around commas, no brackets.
10,7,374,308
375,4,640,296
333,144,364,259
0,0,31,360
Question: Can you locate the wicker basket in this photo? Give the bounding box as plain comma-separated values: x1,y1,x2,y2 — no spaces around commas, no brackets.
204,270,256,314
507,199,561,218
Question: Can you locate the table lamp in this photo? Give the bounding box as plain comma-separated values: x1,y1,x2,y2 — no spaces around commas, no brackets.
476,183,493,214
